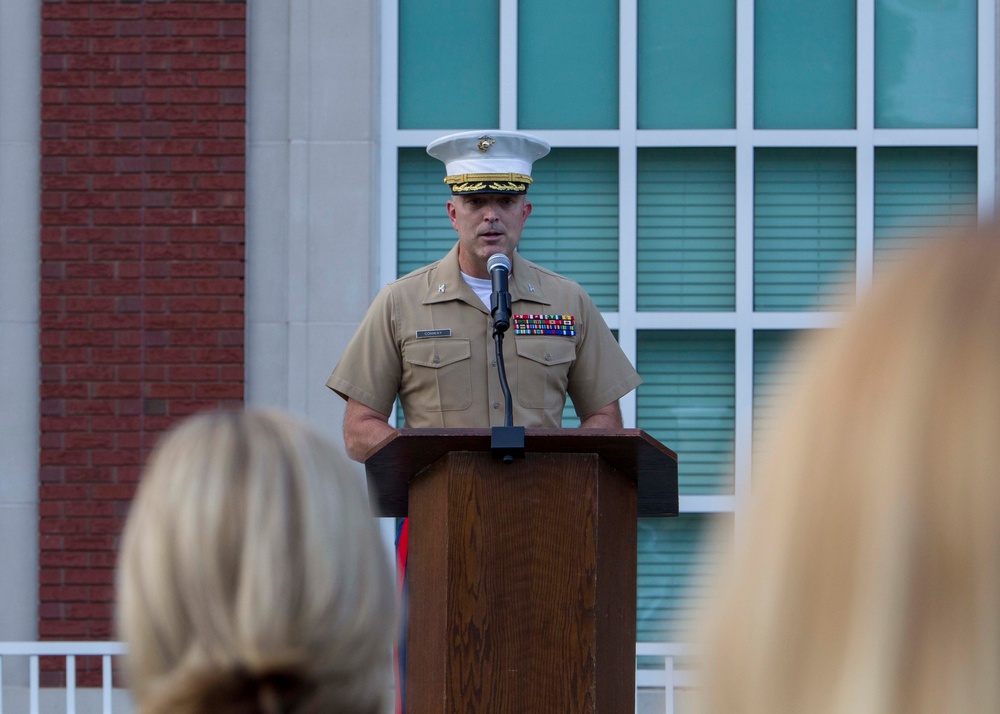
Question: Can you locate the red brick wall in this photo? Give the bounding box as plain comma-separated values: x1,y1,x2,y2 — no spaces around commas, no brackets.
39,0,246,675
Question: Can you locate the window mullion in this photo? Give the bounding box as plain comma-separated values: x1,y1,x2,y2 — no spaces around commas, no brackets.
856,0,875,297
733,0,757,540
618,0,638,426
977,0,997,220
499,0,518,130
379,0,400,287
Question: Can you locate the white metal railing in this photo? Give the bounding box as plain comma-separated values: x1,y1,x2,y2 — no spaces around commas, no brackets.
1,641,693,714
635,643,697,714
0,642,126,714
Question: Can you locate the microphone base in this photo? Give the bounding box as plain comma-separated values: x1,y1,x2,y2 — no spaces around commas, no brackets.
491,426,525,464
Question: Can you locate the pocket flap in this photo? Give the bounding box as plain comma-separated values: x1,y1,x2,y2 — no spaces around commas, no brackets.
514,338,575,366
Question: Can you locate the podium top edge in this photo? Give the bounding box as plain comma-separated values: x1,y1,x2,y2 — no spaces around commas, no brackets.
370,427,677,460
364,428,678,518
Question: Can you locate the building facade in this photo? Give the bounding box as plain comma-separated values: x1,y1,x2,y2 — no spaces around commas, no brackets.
1,0,997,705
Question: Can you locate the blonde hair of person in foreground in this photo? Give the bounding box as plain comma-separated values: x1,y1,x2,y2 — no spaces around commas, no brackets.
116,409,396,714
695,226,1000,714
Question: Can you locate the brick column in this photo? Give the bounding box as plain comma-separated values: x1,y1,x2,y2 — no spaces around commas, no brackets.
39,0,246,680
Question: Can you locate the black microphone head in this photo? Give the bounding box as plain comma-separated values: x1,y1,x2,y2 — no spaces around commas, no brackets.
487,253,512,274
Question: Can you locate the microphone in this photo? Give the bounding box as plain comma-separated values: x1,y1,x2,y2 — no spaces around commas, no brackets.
487,253,512,333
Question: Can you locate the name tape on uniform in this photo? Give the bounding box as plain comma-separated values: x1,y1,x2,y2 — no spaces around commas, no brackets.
415,329,452,339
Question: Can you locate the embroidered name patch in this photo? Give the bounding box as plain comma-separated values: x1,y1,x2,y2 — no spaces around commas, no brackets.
416,329,452,339
513,314,576,337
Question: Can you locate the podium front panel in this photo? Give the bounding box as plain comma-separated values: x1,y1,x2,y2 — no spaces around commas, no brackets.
406,451,637,713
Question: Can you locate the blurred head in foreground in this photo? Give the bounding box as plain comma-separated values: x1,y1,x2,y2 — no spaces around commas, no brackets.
696,226,1000,714
116,409,396,714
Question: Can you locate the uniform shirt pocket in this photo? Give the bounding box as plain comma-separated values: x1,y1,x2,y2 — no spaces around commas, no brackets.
402,338,473,412
514,337,575,410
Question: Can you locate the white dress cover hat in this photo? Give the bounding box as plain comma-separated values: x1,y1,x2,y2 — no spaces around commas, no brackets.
426,130,551,194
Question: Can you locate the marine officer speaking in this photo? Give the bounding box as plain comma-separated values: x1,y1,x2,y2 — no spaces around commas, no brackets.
327,130,641,460
327,130,643,713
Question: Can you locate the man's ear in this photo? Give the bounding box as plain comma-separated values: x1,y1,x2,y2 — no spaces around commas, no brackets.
522,200,533,223
446,199,458,229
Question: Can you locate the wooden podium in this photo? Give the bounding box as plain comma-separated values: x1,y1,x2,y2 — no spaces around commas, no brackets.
366,428,678,714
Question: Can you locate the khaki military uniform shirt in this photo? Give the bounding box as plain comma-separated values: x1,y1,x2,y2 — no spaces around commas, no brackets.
327,243,641,428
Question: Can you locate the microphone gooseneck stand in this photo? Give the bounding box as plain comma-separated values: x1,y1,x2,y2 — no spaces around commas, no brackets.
490,317,525,463
493,321,514,429
488,254,525,463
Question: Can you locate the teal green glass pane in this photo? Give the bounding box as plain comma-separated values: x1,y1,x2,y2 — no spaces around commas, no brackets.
518,0,618,129
637,149,736,311
755,0,856,129
561,397,580,428
637,513,731,642
518,149,619,311
397,148,455,277
398,149,619,289
875,0,976,128
399,0,498,129
874,147,977,276
752,329,813,483
754,149,856,311
637,330,735,495
638,0,735,129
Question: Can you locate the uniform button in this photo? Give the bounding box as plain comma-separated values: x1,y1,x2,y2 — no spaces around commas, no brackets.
544,353,551,361
490,359,496,367
492,402,500,409
432,356,440,364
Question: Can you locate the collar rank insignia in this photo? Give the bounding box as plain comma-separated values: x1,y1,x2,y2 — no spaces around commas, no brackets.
513,314,576,337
